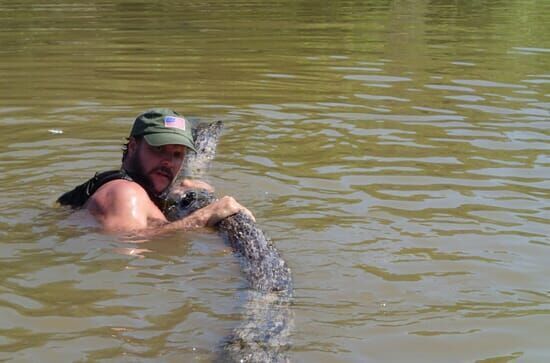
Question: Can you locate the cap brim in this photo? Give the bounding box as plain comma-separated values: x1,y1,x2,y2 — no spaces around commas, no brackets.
143,132,196,152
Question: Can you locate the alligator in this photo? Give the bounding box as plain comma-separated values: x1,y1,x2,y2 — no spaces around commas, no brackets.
162,121,294,362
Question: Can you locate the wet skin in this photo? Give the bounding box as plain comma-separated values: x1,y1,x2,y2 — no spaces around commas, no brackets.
86,137,253,234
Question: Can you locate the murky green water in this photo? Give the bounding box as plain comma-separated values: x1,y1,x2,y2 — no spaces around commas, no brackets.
1,1,549,362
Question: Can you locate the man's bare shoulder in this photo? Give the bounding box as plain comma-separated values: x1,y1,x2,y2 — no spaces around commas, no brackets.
89,179,148,207
85,179,165,233
86,179,153,217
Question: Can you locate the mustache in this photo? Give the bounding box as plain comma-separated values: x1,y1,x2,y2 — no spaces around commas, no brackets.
154,166,175,180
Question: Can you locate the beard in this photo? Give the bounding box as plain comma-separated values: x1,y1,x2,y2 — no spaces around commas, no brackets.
125,151,176,198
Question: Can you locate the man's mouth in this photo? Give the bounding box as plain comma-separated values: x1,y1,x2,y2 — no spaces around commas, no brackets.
155,168,173,181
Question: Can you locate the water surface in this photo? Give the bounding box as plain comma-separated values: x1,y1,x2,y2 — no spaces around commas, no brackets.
1,1,549,362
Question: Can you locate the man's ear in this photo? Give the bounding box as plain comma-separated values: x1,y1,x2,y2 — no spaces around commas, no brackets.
127,137,138,154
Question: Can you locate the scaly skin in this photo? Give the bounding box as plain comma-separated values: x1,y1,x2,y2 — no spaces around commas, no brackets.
163,121,294,362
181,120,224,179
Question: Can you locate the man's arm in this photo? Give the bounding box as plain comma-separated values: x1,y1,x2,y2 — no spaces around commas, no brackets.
86,180,162,232
86,179,253,234
177,178,215,192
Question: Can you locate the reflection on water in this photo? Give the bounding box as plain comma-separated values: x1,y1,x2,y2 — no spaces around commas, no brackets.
1,0,549,362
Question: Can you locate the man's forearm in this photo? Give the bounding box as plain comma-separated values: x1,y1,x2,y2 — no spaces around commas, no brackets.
162,208,210,231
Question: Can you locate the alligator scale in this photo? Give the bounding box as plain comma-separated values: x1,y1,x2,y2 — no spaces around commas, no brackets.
162,121,294,362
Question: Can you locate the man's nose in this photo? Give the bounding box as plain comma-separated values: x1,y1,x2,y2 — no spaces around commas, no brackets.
160,153,175,165
160,153,182,168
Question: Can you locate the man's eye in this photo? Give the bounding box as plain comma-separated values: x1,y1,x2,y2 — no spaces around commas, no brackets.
174,152,183,159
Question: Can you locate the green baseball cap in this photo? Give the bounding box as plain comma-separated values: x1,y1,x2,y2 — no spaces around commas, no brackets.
130,108,196,152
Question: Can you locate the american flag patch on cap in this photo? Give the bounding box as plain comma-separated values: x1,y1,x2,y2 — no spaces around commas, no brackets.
164,116,186,130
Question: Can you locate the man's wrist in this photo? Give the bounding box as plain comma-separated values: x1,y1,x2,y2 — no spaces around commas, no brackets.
174,208,208,229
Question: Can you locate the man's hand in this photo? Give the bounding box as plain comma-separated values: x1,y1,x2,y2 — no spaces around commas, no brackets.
176,179,215,192
194,196,256,226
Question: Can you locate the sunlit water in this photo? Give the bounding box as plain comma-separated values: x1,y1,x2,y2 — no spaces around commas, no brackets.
0,1,549,362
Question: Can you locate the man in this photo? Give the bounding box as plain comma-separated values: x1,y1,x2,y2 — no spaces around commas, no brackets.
58,108,253,233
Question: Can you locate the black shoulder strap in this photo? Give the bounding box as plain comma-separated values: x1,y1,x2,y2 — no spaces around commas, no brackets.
57,170,132,209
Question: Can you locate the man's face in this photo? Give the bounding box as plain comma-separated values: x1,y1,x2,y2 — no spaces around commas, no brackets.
126,138,186,195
